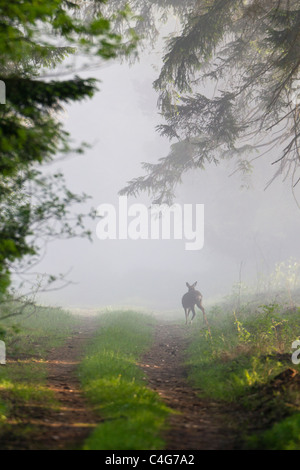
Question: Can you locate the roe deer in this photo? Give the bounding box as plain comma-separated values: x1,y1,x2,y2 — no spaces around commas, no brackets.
182,282,207,325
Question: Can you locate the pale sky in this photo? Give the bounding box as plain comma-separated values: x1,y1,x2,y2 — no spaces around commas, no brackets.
29,26,300,312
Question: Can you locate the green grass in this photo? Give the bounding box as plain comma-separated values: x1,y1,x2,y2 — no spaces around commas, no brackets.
187,302,300,401
247,413,300,450
185,292,300,449
79,311,172,450
2,305,78,356
0,306,79,439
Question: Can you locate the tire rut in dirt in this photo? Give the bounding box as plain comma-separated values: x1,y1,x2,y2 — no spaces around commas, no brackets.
139,323,238,450
37,317,100,450
0,317,100,450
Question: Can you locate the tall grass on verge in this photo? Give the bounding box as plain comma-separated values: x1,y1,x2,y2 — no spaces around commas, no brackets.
187,301,300,401
247,414,300,450
0,306,78,438
79,311,172,450
186,276,300,450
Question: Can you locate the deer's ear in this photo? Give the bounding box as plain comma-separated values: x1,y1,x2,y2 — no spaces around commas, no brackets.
193,282,197,288
186,282,190,288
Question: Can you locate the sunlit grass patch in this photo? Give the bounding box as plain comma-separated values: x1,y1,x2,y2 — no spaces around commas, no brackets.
79,311,172,450
247,413,300,450
0,400,8,423
185,295,300,449
0,376,54,403
3,306,79,357
187,302,300,401
0,305,79,439
187,341,287,401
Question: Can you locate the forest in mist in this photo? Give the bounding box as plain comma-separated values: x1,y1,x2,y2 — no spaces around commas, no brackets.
2,0,300,453
0,0,300,310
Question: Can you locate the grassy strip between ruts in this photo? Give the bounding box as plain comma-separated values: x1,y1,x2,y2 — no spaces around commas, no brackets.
0,306,79,443
79,311,172,450
185,296,300,450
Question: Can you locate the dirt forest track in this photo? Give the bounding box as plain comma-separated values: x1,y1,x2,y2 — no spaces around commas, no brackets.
0,316,100,450
1,316,242,450
139,322,239,450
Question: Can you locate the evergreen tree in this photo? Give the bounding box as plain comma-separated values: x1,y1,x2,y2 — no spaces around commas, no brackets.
75,0,196,56
0,0,136,295
120,0,300,203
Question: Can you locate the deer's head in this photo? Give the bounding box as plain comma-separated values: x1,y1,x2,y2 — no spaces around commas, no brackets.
186,282,197,292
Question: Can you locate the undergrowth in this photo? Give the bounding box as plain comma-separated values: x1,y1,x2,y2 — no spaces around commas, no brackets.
0,306,79,443
79,311,172,450
186,264,300,450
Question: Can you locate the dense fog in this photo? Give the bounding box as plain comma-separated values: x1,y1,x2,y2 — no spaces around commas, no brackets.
30,14,300,313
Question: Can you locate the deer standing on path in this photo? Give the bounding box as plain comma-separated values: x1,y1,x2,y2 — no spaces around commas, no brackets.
182,282,208,325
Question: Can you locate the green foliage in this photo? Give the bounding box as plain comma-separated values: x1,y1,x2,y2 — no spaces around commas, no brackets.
186,283,300,448
2,304,77,356
0,325,6,341
0,0,137,295
247,413,300,450
120,0,300,203
233,311,251,344
187,298,300,401
79,311,172,450
0,305,79,439
77,0,196,54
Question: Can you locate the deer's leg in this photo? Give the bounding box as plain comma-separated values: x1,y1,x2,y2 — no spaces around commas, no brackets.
190,306,196,324
187,308,192,325
198,302,208,325
184,308,189,324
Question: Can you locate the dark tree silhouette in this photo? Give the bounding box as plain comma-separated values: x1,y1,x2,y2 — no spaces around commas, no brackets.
120,0,300,203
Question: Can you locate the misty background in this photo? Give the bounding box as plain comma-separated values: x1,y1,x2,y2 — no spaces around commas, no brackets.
29,19,300,312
